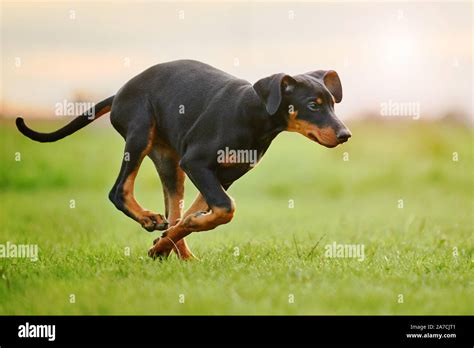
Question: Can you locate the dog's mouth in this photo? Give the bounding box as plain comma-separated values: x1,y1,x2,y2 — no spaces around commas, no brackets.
307,132,320,143
307,131,338,148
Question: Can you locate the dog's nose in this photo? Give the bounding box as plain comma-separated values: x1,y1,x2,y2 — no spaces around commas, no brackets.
336,129,352,143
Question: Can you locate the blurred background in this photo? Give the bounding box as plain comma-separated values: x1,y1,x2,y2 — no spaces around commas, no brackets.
0,1,473,315
1,0,472,123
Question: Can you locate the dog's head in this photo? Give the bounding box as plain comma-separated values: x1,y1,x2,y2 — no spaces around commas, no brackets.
253,70,351,147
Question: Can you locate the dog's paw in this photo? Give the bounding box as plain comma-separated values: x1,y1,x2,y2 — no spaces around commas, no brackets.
148,238,172,260
147,244,163,260
140,212,168,232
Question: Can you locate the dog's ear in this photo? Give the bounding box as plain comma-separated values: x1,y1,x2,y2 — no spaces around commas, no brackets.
253,74,296,115
307,70,343,103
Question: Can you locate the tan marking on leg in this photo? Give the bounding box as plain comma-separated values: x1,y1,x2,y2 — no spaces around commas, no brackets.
153,141,196,258
122,125,167,230
148,200,235,259
183,193,209,217
181,205,234,231
167,169,197,259
156,193,208,259
171,193,209,260
122,167,142,216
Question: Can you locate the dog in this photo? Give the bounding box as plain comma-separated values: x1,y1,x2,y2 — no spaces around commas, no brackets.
16,59,351,260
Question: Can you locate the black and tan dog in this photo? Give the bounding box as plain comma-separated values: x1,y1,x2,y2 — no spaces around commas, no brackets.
16,60,351,260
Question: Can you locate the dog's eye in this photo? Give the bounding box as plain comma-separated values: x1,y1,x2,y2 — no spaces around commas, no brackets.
307,102,319,111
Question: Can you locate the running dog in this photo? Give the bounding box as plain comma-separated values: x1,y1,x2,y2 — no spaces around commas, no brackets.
16,60,351,260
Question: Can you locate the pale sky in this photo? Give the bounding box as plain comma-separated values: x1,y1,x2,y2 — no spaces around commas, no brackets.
1,1,473,120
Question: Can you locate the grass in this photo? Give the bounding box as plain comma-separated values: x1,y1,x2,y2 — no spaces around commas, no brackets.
0,118,472,315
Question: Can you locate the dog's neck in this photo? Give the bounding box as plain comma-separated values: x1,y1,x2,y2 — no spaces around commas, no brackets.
245,85,292,153
263,112,288,137
253,104,290,152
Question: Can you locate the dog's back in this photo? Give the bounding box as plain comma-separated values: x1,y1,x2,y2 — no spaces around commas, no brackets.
113,60,247,135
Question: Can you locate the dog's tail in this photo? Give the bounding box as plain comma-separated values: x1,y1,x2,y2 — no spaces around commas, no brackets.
16,96,115,143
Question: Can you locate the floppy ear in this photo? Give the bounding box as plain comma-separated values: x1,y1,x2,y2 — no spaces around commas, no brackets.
307,70,343,103
253,73,296,115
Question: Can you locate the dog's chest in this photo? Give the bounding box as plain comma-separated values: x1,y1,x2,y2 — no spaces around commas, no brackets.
216,162,254,185
214,129,272,185
216,147,263,184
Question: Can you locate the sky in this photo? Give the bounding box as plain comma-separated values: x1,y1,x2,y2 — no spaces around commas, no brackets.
1,1,473,121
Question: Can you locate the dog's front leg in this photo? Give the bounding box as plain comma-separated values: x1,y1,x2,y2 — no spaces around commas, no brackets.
169,193,209,260
148,165,235,259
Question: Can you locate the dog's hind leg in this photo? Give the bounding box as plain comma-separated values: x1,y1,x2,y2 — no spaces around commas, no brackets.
108,121,168,232
148,148,197,260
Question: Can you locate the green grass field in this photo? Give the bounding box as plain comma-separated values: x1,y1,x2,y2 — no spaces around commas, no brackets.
0,118,472,315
